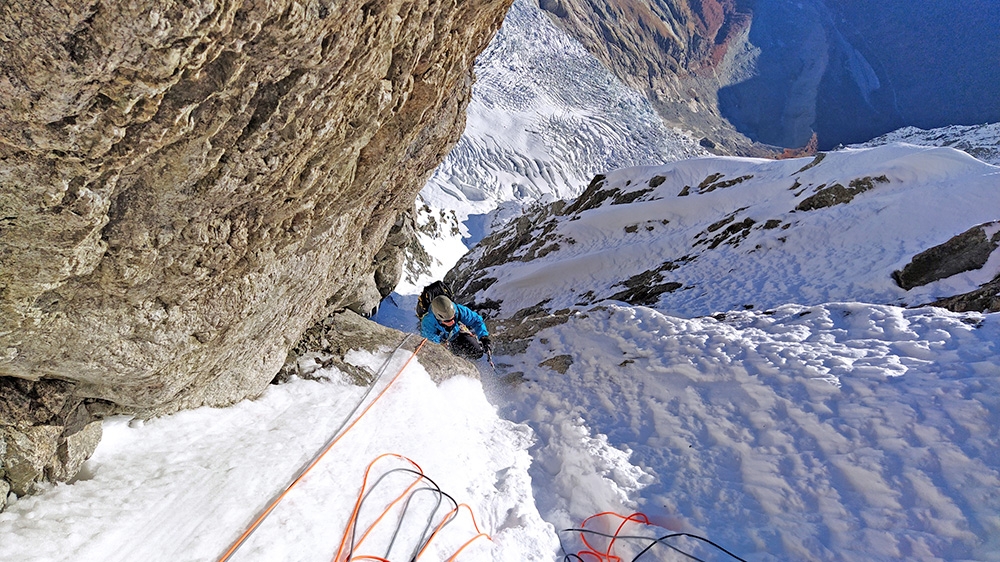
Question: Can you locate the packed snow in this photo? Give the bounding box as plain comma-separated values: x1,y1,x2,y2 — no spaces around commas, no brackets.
494,303,1000,561
6,299,998,560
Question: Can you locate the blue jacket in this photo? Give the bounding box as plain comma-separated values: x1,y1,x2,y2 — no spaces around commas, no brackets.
420,302,489,344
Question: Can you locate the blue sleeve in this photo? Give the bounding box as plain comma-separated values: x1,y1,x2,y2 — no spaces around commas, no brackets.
420,314,443,343
454,303,489,338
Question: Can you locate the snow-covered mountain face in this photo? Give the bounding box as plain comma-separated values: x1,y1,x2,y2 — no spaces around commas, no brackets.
852,122,1000,167
434,141,1000,561
401,0,707,292
421,0,706,217
446,144,1000,320
540,0,1000,151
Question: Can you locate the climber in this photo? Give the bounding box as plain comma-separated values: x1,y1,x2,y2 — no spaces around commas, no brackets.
419,294,492,361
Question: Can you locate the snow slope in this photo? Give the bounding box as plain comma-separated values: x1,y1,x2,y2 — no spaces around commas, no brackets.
5,303,998,561
495,302,1000,561
450,144,1000,319
0,346,558,561
429,140,1000,561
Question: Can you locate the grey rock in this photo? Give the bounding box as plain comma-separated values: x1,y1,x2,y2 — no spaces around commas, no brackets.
928,276,1000,314
0,479,9,511
539,354,573,374
3,425,62,496
50,421,103,483
373,211,417,301
894,222,1000,290
796,176,889,212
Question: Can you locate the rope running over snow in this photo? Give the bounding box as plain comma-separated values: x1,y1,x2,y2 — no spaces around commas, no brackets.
217,335,427,562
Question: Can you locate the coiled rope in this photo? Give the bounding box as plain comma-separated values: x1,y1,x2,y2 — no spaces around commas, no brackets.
334,453,491,561
561,511,747,562
218,336,427,562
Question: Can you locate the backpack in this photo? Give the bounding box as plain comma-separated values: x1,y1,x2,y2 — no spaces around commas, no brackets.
416,280,454,318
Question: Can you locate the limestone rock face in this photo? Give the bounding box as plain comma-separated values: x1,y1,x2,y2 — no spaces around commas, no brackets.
0,0,510,492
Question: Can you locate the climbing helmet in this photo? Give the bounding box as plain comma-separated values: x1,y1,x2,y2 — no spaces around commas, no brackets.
430,295,456,325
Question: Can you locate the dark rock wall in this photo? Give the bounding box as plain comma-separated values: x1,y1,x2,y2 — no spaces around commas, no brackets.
721,0,1000,149
536,0,763,155
815,0,1000,146
0,0,511,498
539,0,1000,152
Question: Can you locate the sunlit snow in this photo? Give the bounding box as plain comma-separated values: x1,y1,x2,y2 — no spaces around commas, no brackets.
460,145,1000,319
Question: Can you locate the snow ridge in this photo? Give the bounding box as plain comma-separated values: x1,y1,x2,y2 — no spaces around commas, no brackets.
851,122,1000,166
450,144,1000,319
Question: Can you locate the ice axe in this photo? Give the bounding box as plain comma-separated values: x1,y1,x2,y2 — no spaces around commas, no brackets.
483,337,496,370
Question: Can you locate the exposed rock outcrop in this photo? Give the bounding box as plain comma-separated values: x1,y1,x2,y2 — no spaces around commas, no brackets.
893,222,1000,291
0,378,109,502
795,175,889,212
0,0,511,496
892,221,1000,313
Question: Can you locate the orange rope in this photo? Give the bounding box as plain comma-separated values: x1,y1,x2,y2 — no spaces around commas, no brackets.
336,457,493,562
416,503,492,560
444,533,492,562
576,511,652,562
334,454,425,562
217,338,427,562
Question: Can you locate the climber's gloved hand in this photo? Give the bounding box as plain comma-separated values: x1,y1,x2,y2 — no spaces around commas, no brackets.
480,336,493,354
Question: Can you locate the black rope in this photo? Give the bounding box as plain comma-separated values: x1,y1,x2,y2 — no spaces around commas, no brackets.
343,465,461,562
631,532,747,562
390,487,446,562
560,527,748,562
